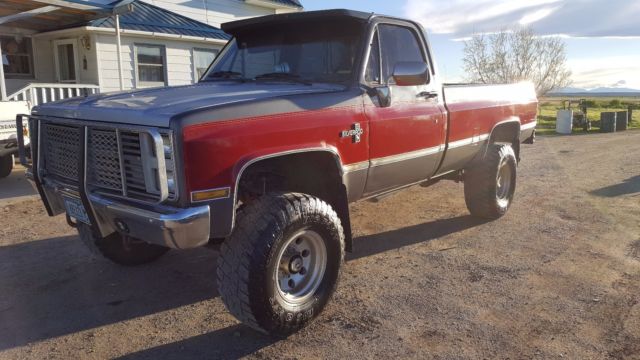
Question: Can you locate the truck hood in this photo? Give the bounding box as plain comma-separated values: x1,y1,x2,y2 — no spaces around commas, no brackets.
32,82,345,127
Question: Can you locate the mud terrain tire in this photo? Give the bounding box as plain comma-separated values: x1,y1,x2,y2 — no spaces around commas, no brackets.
464,144,517,219
217,193,345,335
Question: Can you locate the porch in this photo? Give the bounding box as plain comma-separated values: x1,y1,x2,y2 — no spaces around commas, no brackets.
7,83,100,107
0,0,133,110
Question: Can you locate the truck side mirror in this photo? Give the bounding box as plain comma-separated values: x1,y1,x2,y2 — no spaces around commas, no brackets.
375,86,391,108
392,61,429,86
362,85,392,108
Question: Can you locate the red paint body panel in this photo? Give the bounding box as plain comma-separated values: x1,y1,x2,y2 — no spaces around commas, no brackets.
444,83,538,142
364,99,446,158
183,105,369,193
183,83,538,196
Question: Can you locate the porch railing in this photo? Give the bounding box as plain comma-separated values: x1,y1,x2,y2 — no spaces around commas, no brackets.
7,83,100,107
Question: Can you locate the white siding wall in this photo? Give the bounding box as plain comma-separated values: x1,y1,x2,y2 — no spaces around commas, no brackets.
141,0,295,28
96,33,222,93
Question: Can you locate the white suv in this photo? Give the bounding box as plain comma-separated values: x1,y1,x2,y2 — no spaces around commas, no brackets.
0,101,30,178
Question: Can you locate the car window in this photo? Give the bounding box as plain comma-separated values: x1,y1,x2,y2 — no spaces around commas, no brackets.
365,31,381,84
378,24,426,84
204,21,362,85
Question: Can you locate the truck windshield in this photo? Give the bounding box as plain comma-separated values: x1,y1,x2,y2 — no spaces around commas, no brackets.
202,22,362,85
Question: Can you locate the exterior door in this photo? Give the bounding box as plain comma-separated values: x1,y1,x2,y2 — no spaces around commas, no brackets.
54,39,79,83
363,23,446,195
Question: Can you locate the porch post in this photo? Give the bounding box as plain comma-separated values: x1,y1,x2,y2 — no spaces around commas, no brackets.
0,44,7,101
115,14,124,91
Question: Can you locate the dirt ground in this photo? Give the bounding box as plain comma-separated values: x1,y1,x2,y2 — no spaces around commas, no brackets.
0,131,639,359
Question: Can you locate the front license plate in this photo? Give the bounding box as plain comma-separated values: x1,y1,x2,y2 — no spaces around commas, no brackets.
63,196,91,225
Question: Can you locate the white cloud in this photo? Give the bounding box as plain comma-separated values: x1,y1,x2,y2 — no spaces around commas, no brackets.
518,7,558,25
568,56,640,90
404,0,640,39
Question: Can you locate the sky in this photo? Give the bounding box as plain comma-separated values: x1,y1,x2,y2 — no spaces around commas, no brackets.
303,0,640,90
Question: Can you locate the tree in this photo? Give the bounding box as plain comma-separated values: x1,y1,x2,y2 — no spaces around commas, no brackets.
462,28,571,96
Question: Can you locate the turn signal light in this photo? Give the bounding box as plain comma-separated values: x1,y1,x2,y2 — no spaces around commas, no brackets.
191,188,230,202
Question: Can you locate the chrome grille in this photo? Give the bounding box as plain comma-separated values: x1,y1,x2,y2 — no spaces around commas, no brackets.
42,124,81,181
120,131,151,199
88,129,122,191
38,120,176,203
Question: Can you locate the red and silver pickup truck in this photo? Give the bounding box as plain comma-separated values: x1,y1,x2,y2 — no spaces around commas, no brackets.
18,9,537,335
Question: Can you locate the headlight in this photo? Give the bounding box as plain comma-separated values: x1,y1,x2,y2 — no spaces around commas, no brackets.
161,133,177,197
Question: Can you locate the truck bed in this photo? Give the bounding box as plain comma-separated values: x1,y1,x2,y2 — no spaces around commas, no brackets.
438,82,538,173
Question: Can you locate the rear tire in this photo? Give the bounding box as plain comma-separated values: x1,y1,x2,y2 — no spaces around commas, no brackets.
464,144,517,219
0,154,14,179
78,224,170,266
217,193,344,336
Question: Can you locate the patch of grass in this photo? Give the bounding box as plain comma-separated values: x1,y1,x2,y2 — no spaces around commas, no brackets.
537,97,640,135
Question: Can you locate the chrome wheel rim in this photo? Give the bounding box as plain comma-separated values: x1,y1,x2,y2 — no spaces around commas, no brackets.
496,159,512,207
274,229,327,306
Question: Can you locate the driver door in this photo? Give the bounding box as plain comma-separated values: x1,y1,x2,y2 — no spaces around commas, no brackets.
363,23,446,195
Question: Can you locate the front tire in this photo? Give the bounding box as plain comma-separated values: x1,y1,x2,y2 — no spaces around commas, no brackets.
217,193,345,335
77,224,170,266
464,144,517,219
0,154,14,179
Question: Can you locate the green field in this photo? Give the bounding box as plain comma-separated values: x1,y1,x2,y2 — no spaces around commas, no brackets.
537,97,640,135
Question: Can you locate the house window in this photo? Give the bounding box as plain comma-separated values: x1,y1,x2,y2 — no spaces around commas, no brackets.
1,36,33,78
135,44,166,86
193,48,218,80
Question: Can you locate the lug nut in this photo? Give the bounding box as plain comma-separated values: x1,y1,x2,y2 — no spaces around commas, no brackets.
301,249,310,257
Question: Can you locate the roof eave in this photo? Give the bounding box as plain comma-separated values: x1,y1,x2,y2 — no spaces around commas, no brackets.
33,25,229,44
244,0,302,11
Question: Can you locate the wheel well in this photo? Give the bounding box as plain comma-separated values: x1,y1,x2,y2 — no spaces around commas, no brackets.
489,121,521,161
236,151,353,251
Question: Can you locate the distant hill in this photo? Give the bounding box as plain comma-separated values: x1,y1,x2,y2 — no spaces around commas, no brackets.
548,87,640,97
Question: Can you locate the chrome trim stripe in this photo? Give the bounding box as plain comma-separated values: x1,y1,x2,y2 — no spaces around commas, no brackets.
521,121,537,130
370,145,442,168
448,133,490,149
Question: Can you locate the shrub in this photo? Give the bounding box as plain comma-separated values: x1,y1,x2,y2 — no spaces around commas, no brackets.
608,99,621,108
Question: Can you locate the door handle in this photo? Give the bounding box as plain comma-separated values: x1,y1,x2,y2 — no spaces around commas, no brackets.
417,91,438,99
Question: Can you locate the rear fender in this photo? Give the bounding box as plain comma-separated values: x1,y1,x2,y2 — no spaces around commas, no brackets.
481,117,521,160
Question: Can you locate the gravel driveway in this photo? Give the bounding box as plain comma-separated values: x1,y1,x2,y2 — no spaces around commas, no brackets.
0,131,639,359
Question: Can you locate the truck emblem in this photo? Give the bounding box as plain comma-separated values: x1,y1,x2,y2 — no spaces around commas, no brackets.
340,123,364,143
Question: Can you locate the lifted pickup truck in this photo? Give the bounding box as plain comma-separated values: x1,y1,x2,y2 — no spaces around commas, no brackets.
19,9,537,335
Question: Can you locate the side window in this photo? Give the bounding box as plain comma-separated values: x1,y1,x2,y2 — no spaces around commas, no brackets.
378,24,426,84
135,44,166,87
193,48,219,79
365,31,381,84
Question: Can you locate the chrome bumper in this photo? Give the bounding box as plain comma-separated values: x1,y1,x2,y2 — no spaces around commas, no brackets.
89,195,211,249
32,174,211,249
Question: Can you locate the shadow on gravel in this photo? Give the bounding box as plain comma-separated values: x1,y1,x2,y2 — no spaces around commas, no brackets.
0,235,218,351
0,215,487,354
591,175,640,197
117,324,277,360
348,215,488,261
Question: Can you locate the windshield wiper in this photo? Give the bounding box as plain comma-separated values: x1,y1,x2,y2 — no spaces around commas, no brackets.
254,73,313,85
203,71,251,82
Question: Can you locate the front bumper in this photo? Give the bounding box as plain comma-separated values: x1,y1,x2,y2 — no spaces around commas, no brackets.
30,173,211,249
90,194,210,249
20,115,211,249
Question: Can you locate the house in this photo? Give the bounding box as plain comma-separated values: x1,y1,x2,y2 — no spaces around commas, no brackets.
0,0,303,107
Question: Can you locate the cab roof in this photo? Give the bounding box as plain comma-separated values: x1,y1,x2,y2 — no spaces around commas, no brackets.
222,9,374,34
